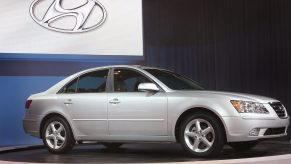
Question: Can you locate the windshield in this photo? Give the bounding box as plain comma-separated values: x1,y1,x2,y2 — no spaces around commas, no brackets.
145,69,204,90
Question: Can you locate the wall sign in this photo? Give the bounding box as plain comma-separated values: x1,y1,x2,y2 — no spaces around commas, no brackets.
30,0,107,33
0,0,143,56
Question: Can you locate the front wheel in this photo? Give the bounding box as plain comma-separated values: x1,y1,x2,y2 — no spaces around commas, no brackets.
42,116,75,154
179,113,225,157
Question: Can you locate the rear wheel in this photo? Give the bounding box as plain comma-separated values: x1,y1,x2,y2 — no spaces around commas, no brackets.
102,143,123,149
179,113,225,157
42,116,75,154
229,141,258,151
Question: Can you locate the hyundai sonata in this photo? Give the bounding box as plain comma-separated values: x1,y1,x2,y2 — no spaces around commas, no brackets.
23,65,289,157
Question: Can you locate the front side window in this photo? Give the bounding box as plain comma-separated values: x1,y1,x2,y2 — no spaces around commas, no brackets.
145,69,204,90
114,69,151,92
61,69,108,93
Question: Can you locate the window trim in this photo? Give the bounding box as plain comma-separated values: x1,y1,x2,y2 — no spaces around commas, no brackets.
111,67,164,93
57,68,110,94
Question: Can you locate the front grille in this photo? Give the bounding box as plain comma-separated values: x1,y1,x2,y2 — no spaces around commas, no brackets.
264,127,286,135
269,102,287,119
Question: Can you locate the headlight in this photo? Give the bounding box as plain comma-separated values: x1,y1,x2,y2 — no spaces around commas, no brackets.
230,100,269,114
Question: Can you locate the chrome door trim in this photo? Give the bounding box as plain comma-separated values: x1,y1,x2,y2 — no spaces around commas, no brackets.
73,119,165,121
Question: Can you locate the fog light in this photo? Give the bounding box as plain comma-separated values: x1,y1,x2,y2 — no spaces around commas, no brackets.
249,128,260,136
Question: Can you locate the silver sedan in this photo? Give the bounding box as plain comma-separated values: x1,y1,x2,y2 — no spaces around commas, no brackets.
23,65,289,157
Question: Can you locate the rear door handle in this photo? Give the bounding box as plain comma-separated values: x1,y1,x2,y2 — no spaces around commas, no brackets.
64,99,73,105
109,98,120,104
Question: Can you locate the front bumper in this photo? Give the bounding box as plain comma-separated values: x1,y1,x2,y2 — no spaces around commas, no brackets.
223,116,290,142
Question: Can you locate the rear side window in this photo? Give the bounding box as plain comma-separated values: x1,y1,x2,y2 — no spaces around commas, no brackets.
60,69,109,93
62,78,78,93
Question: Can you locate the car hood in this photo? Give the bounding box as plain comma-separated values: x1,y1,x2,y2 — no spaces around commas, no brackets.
175,90,279,103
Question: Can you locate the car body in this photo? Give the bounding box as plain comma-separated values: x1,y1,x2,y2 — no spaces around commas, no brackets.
23,65,289,156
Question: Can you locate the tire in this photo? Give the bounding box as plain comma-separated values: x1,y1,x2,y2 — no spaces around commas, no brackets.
179,112,225,157
101,143,123,149
229,141,258,151
77,141,83,144
42,116,75,154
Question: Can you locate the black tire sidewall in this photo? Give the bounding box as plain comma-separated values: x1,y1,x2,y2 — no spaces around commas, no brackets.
42,116,75,154
229,141,258,151
179,113,225,157
102,143,123,149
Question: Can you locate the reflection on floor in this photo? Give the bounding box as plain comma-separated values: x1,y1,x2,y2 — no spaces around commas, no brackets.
0,141,290,163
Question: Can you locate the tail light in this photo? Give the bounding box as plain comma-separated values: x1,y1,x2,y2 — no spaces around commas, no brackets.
25,100,32,109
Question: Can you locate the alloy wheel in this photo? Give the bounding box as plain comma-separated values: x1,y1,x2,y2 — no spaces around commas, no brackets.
184,118,215,153
45,121,66,150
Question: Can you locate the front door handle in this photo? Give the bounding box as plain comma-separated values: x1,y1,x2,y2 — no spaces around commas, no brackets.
109,98,120,104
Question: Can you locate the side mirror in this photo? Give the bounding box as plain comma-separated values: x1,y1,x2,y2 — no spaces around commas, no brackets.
138,83,160,92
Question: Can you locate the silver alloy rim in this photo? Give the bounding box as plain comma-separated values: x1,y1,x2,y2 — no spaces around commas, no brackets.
45,121,66,150
184,118,215,153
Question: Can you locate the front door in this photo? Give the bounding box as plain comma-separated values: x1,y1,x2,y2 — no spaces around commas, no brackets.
108,68,168,138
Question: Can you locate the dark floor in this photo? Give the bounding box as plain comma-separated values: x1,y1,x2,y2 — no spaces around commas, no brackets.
0,141,290,163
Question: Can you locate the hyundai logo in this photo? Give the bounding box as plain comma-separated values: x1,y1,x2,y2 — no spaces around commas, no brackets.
29,0,107,33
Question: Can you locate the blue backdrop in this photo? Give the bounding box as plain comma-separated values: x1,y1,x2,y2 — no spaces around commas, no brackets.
0,76,64,146
0,55,142,147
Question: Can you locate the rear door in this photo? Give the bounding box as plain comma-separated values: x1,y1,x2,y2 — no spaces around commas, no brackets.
57,69,109,138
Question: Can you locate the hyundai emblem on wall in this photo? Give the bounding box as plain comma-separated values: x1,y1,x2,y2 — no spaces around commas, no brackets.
29,0,107,33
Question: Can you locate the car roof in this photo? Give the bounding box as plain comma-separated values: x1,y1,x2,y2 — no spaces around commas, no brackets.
82,65,167,72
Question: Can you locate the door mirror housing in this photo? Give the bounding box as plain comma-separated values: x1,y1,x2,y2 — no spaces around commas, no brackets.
138,83,160,92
